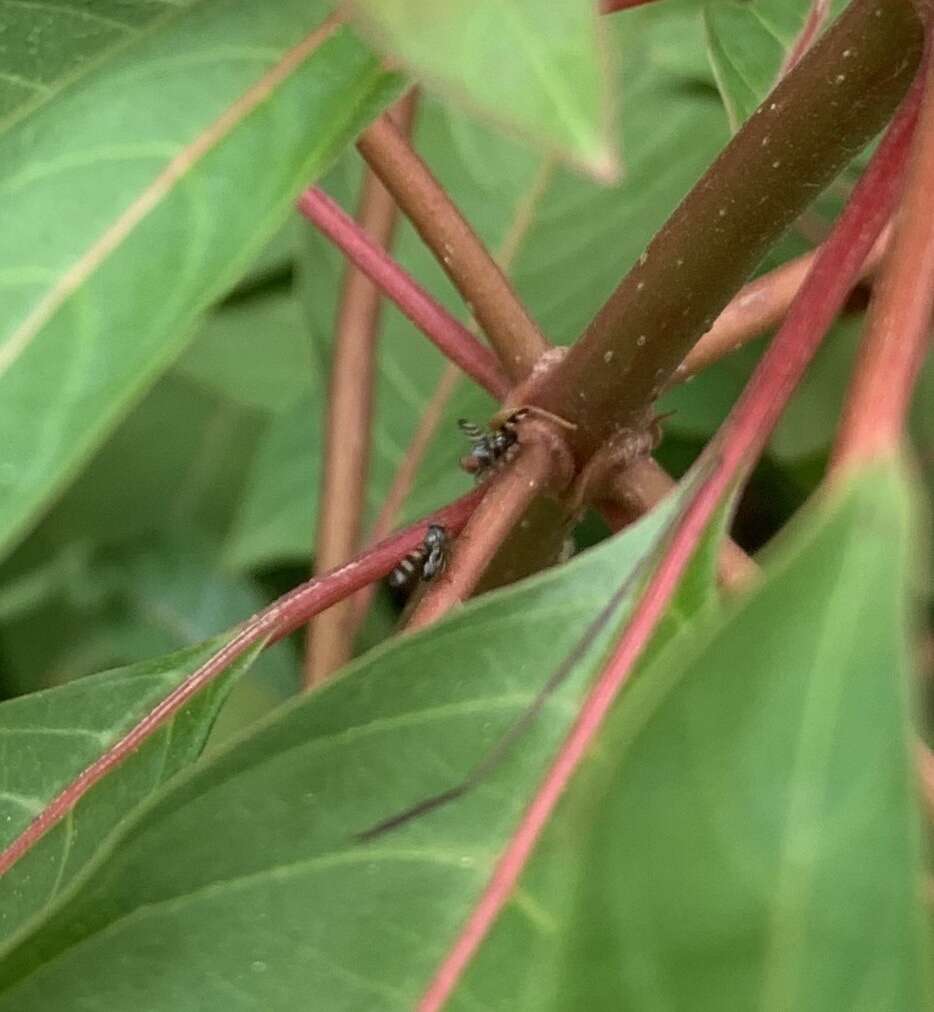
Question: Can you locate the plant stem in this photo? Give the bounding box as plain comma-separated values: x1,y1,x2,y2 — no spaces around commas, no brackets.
350,362,462,627
600,0,660,12
406,439,566,631
297,187,509,398
358,117,549,379
833,48,934,469
418,66,923,1012
528,0,924,463
351,158,561,629
672,227,889,384
603,458,759,592
0,488,487,880
305,95,417,687
781,0,831,75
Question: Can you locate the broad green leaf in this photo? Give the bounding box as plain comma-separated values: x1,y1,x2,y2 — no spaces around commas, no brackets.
350,0,615,174
175,287,313,414
0,639,258,945
0,0,401,562
0,0,196,124
0,481,712,1008
0,371,264,580
457,457,928,1010
224,392,321,570
232,5,728,568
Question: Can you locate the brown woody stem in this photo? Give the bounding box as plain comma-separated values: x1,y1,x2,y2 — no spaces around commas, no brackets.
529,0,924,463
357,116,549,379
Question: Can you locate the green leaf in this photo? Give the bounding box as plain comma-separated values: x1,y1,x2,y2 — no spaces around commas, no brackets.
0,0,196,125
0,0,400,562
349,0,615,175
233,5,728,568
175,287,313,414
456,458,928,1010
0,484,710,1008
0,639,258,946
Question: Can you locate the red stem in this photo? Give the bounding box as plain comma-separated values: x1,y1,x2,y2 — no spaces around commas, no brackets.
781,0,831,75
833,46,934,467
599,0,660,11
297,188,510,399
418,65,924,1012
0,488,486,879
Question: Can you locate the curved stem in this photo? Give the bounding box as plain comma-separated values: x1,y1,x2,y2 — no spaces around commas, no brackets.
357,117,549,380
297,188,510,399
0,487,486,880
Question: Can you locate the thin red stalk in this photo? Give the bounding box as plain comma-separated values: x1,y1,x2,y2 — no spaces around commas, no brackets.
600,0,660,11
306,100,415,687
833,47,934,468
781,0,831,75
0,488,486,880
297,188,509,399
603,458,759,592
419,69,923,1012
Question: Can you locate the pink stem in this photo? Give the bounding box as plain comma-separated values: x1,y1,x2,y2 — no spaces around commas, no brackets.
418,63,924,1012
599,0,661,11
0,487,487,879
781,0,831,76
833,45,934,466
297,188,510,399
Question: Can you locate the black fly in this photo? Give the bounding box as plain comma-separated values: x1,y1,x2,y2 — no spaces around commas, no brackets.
457,408,529,481
389,524,448,589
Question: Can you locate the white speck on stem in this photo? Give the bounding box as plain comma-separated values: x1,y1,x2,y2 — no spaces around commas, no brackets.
761,135,770,147
636,335,647,347
835,74,846,83
772,160,782,169
604,350,614,363
636,281,645,291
